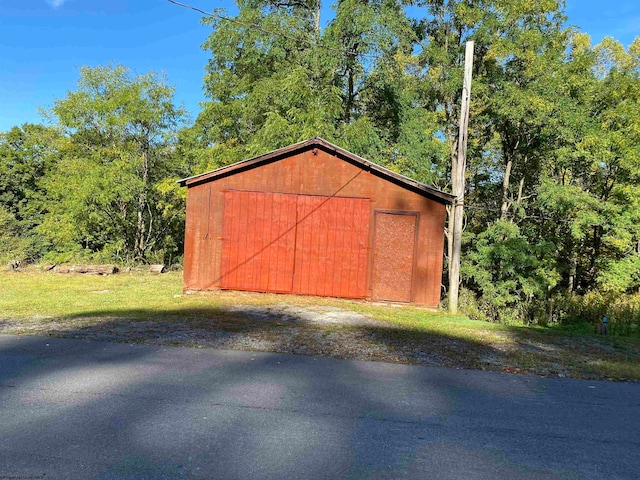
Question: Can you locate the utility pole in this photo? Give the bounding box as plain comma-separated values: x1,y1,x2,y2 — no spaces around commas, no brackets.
449,40,474,315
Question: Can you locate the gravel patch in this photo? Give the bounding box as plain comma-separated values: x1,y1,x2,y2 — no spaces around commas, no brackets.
0,303,450,367
228,303,384,327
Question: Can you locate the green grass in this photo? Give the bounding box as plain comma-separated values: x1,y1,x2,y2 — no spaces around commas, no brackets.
1,270,639,382
1,270,186,318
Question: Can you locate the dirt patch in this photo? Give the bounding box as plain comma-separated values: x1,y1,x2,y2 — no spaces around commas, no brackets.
0,303,452,367
228,303,384,327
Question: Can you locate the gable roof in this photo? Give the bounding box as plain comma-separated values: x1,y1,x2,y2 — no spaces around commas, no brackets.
178,137,455,204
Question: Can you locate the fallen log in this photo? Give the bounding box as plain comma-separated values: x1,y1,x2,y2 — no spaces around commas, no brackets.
8,259,21,270
54,264,118,275
149,264,166,274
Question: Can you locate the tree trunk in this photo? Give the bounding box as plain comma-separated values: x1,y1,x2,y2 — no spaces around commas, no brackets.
590,226,601,282
568,258,577,294
314,1,321,35
150,264,166,274
500,157,513,220
134,148,149,259
516,177,525,205
55,264,118,275
345,65,354,123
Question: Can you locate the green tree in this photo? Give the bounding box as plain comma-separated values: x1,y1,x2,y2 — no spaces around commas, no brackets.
0,123,59,262
0,206,30,265
535,35,640,294
574,37,640,293
411,0,568,302
462,220,559,322
191,0,425,168
41,65,187,263
194,0,340,165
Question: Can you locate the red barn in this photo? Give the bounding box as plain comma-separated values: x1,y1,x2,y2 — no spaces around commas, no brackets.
178,137,454,306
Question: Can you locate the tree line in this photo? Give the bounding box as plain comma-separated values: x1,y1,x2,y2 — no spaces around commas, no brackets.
2,0,639,324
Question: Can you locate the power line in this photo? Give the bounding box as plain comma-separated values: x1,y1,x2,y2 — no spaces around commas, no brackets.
168,0,319,50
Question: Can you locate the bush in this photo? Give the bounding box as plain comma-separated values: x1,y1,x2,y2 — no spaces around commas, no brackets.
457,288,527,325
0,206,31,267
457,287,487,322
462,220,559,325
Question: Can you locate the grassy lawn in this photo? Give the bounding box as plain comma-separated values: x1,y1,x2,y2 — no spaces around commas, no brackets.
1,270,639,381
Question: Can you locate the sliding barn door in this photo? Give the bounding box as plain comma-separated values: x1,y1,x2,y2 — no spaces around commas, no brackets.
221,190,370,298
292,195,370,298
221,191,297,293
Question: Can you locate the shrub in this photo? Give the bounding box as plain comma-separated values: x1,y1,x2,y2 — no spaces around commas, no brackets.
462,220,559,325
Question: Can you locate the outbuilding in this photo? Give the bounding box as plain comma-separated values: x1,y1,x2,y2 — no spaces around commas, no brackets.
179,137,454,306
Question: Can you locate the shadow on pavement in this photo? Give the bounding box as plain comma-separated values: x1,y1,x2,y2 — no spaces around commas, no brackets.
1,330,639,479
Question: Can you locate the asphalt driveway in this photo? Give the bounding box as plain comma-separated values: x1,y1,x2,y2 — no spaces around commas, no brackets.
0,334,638,479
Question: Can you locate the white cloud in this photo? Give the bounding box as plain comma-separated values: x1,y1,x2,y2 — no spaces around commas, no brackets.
46,0,67,8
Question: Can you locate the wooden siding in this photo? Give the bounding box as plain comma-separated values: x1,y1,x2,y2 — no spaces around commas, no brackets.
372,211,418,302
183,147,446,306
291,194,370,298
221,191,297,293
219,190,370,298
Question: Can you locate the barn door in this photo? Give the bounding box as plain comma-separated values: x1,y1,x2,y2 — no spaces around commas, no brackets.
292,195,370,298
372,211,418,302
221,191,297,293
221,190,370,298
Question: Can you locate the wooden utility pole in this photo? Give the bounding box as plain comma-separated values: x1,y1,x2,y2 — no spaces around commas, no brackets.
449,41,474,314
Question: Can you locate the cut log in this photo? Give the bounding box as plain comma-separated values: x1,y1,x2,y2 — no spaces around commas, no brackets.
149,264,165,274
54,264,118,275
8,259,21,270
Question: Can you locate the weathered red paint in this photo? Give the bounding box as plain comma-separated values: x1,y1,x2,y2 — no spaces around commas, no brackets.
180,138,453,306
291,194,370,298
221,191,297,293
372,211,418,302
219,190,370,298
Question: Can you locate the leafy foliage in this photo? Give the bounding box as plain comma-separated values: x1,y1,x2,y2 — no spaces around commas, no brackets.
190,0,445,175
39,65,187,263
0,124,58,263
462,220,559,323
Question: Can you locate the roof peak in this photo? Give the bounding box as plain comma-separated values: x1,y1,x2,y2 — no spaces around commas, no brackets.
178,137,455,204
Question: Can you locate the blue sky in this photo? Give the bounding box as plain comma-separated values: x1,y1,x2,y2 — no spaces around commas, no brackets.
1,0,639,132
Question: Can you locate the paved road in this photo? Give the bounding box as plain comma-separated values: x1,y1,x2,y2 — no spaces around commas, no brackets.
0,334,638,480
